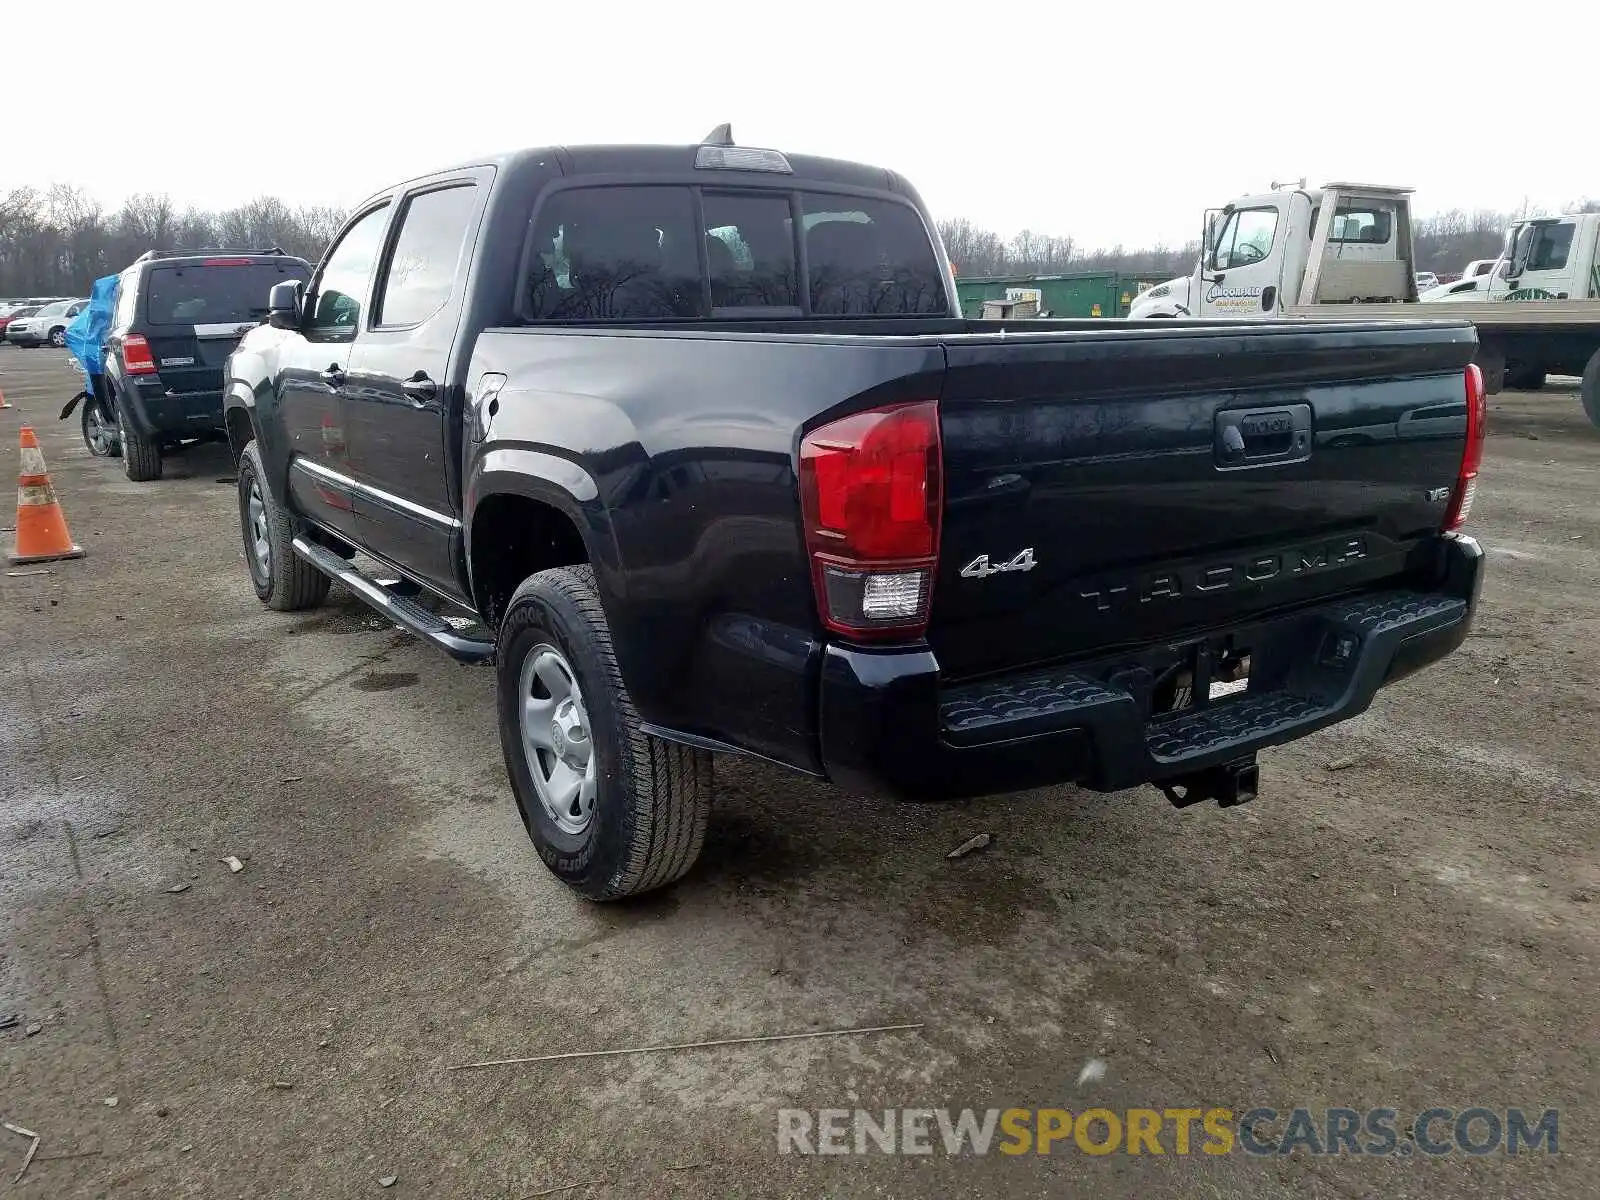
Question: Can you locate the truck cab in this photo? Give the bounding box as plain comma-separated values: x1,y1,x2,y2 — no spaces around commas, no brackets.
1129,182,1417,319
1494,213,1600,302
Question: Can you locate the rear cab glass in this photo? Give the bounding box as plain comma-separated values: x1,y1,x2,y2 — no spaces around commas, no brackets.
141,259,310,327
522,184,947,320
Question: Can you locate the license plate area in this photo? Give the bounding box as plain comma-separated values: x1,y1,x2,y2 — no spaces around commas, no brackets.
1150,637,1253,718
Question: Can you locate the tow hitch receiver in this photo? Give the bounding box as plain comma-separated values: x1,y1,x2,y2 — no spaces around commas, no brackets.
1157,755,1260,809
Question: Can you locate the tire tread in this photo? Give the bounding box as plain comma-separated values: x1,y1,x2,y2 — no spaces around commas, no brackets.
240,440,330,612
507,565,711,900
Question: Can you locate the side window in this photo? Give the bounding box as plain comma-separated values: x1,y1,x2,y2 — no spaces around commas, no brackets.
524,186,703,320
308,204,391,337
373,185,479,328
1527,223,1574,272
1210,208,1278,270
114,275,136,327
799,193,947,315
702,192,798,310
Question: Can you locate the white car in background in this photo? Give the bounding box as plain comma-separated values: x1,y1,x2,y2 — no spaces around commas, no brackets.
5,297,88,347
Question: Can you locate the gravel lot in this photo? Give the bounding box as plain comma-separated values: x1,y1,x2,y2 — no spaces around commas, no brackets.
1,345,1595,1198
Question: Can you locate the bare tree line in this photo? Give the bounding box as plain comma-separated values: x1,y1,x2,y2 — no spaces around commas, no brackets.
3,181,1597,297
939,200,1600,280
0,185,345,295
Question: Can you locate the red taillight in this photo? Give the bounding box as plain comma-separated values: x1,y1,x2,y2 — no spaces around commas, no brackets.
1444,362,1486,531
202,257,253,266
799,400,942,640
122,334,157,375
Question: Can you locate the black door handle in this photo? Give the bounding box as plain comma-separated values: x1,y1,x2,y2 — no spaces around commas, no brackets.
320,364,345,387
402,372,437,404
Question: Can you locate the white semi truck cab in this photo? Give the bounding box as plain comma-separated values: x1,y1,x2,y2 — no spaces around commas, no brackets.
1128,181,1417,319
1129,184,1600,425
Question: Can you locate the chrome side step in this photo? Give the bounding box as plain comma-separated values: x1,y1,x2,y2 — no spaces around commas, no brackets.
291,536,494,664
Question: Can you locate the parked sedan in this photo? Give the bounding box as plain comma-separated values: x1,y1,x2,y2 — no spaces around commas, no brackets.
5,298,89,347
0,304,42,337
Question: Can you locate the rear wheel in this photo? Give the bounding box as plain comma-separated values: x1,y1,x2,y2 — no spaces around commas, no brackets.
1582,348,1600,431
237,440,329,611
497,565,713,901
117,403,162,481
48,326,67,348
82,396,121,458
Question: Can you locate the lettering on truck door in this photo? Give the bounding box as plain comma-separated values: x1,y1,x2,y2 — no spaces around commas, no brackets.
1200,204,1282,317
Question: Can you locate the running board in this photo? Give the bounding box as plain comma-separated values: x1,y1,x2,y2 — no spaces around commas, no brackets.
291,536,494,664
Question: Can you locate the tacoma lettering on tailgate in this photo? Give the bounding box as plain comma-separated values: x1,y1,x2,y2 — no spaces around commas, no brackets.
1079,537,1369,612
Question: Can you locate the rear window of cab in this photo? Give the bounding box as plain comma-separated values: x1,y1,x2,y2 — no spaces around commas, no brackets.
143,260,310,326
521,185,948,320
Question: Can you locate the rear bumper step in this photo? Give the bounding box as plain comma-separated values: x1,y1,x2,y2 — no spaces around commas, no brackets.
818,535,1483,801
291,536,494,663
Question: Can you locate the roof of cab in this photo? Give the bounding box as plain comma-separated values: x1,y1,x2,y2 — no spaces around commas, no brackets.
372,141,912,206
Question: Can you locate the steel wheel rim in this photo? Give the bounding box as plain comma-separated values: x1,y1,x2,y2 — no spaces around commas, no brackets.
86,404,113,454
246,478,271,582
517,643,597,835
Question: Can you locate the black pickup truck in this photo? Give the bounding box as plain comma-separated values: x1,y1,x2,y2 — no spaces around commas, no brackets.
223,129,1486,901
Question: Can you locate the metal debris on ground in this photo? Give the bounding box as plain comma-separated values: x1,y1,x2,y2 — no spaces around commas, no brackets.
946,833,993,859
449,1022,925,1071
166,883,192,894
5,569,51,578
270,1081,293,1090
4,1121,40,1184
1076,1058,1107,1086
1323,756,1359,772
223,856,245,874
1265,1044,1280,1064
103,1096,118,1107
0,1014,18,1031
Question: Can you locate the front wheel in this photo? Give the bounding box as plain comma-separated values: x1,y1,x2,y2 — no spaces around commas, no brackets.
497,565,713,901
237,440,329,611
82,396,121,457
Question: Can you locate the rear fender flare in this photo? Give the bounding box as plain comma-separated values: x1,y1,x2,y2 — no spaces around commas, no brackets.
464,448,624,611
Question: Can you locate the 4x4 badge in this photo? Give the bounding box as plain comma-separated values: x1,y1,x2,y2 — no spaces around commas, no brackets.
960,548,1037,580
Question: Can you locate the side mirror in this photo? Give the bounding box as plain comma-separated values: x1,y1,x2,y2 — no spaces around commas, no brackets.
267,280,303,330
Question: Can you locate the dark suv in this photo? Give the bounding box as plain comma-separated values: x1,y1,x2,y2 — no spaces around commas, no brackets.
104,248,312,480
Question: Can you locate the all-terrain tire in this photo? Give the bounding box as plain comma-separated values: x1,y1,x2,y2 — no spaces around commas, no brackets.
117,402,163,481
497,565,713,901
1583,348,1600,432
237,440,330,611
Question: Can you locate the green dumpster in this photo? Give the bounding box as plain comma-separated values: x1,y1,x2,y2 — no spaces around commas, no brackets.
956,272,1164,319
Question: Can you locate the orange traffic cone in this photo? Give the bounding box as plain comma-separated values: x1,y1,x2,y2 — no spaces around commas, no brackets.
9,427,84,564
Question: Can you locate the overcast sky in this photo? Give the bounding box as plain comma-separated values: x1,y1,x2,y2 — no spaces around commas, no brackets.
7,0,1594,249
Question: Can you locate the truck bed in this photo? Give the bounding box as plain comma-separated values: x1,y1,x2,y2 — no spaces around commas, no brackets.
468,316,1480,774
1285,299,1600,331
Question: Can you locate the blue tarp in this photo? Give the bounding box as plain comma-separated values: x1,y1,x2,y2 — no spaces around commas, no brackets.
64,274,118,377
